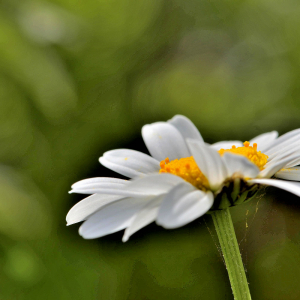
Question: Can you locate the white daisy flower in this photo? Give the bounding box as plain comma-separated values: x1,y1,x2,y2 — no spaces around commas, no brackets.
67,115,300,242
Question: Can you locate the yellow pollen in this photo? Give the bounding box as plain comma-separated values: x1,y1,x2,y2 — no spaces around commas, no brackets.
159,142,268,189
159,157,209,190
218,141,268,170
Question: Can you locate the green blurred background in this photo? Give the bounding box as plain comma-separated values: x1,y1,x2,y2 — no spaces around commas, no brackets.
1,0,300,299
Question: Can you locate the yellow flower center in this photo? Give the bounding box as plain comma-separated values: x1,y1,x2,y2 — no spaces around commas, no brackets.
159,141,268,189
218,141,268,170
159,156,210,190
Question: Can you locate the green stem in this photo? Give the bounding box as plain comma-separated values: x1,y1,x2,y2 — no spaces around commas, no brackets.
211,208,252,300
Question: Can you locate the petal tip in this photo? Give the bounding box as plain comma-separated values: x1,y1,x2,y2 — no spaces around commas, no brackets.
122,235,129,243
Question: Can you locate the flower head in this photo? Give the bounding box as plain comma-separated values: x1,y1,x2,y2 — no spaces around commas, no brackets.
67,115,300,242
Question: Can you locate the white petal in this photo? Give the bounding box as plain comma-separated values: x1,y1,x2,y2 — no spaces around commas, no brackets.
266,139,300,161
70,179,131,195
259,155,300,178
157,182,214,229
285,156,300,168
250,131,278,152
264,129,300,154
79,197,149,239
248,178,300,197
122,195,163,242
275,167,300,181
142,122,190,161
71,177,128,189
267,148,300,164
66,194,124,225
167,115,204,143
99,149,160,178
210,141,243,151
71,173,184,197
70,188,148,197
124,173,184,196
222,153,260,178
187,140,227,191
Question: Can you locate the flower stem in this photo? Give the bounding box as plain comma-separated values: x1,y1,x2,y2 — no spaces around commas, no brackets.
211,208,252,300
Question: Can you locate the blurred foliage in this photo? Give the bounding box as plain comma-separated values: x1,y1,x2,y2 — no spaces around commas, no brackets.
1,0,300,299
